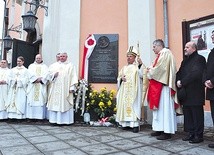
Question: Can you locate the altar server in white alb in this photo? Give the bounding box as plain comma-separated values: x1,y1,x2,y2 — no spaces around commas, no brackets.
0,60,10,119
26,54,49,120
6,56,29,119
47,52,78,125
116,46,144,133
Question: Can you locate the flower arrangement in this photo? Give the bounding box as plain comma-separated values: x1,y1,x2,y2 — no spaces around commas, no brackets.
86,87,117,119
74,80,91,117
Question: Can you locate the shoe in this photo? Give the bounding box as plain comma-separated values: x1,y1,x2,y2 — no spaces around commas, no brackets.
208,143,214,148
50,123,57,126
122,127,132,130
151,131,162,136
182,134,194,141
189,137,204,144
156,133,171,140
133,127,139,133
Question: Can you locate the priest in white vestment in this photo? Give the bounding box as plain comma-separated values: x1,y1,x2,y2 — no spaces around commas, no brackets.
46,53,61,119
0,60,10,119
26,54,49,119
116,46,144,133
47,52,78,125
147,39,179,140
6,56,29,119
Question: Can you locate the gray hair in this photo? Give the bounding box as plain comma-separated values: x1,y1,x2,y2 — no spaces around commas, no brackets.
153,39,165,48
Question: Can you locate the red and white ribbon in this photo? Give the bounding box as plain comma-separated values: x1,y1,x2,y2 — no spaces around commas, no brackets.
81,34,96,81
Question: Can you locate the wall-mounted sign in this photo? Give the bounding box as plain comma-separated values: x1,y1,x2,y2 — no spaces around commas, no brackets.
182,14,214,60
88,34,118,83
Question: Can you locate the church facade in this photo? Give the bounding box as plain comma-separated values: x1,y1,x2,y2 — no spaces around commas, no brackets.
2,0,214,126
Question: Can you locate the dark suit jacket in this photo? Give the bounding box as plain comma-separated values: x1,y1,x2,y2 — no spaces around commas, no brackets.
176,51,206,106
203,48,214,100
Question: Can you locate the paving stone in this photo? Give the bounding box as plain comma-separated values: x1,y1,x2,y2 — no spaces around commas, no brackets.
66,136,100,147
179,146,214,155
0,127,17,134
0,133,29,147
80,143,119,155
9,124,39,130
94,127,120,133
54,132,82,140
43,128,72,134
45,148,88,155
18,130,49,138
107,139,143,150
131,135,162,144
72,128,106,136
27,135,59,144
128,146,172,155
0,144,41,155
0,122,213,155
0,122,12,129
151,139,202,153
112,131,142,138
0,139,29,148
37,125,61,130
107,152,132,155
90,134,123,143
35,141,71,152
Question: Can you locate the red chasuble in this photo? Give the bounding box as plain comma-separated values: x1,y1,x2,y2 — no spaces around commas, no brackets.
147,54,162,109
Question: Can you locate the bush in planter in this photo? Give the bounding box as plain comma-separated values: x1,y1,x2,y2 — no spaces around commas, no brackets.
87,87,117,119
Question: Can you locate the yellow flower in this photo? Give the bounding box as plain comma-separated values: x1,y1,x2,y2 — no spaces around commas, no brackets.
99,101,104,107
99,93,105,98
87,87,117,118
114,107,117,112
107,100,112,106
101,87,107,92
93,90,98,94
110,89,116,96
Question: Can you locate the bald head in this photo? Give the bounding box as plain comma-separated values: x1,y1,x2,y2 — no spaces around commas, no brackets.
35,54,43,64
59,53,68,62
184,41,197,56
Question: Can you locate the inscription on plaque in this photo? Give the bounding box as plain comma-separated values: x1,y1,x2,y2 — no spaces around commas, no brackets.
88,34,118,83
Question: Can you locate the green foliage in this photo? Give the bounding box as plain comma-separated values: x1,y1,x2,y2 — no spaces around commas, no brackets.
87,87,117,119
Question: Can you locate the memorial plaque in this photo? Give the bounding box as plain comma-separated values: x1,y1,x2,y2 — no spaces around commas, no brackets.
88,34,118,83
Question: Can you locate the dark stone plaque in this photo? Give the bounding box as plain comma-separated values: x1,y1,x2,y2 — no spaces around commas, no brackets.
88,34,118,83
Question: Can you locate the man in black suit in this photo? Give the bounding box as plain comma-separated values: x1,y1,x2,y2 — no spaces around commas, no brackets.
203,30,214,148
176,41,206,143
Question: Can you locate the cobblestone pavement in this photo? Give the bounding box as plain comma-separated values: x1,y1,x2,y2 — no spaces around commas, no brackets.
0,120,213,155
